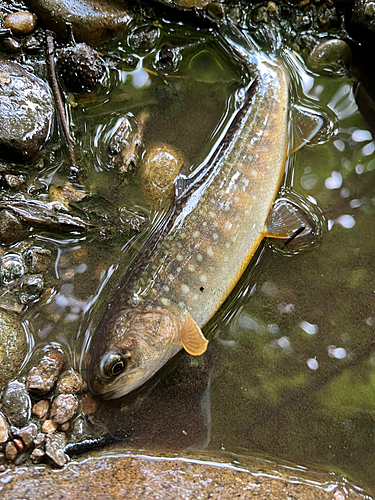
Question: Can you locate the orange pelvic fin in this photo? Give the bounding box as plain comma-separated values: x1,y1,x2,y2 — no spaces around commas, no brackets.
180,312,209,356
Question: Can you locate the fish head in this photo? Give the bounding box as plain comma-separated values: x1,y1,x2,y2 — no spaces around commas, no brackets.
87,307,183,399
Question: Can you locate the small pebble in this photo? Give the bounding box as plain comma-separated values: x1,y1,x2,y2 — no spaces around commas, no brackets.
267,1,278,16
33,433,45,448
0,413,9,443
30,448,45,463
4,12,37,37
42,419,57,434
59,422,69,432
45,432,68,467
24,247,51,273
50,394,78,425
13,438,23,452
26,351,64,395
3,174,25,188
0,37,21,54
14,450,30,465
57,370,86,394
17,423,37,448
0,210,25,245
32,400,49,418
81,393,99,415
5,441,17,461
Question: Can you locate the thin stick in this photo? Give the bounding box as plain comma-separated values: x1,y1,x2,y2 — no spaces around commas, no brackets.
45,31,76,166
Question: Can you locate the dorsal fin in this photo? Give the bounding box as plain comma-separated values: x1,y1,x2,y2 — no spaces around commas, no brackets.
180,312,209,356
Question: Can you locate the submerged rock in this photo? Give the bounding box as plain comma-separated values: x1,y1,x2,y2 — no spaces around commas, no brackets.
141,144,184,206
0,56,53,163
0,312,27,387
1,381,31,427
56,43,104,93
0,451,368,499
24,0,133,45
50,394,78,425
307,39,351,71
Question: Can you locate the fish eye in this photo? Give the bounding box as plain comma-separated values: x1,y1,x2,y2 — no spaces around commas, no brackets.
101,353,128,378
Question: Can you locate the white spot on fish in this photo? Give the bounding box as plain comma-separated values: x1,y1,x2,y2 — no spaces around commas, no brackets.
180,233,186,239
200,275,207,283
192,294,199,301
188,264,195,272
181,284,190,294
178,301,185,309
203,222,207,227
176,267,182,274
225,242,231,249
212,233,219,241
161,297,170,306
196,254,203,262
225,221,232,231
192,230,200,238
234,196,240,203
207,247,214,258
168,274,174,281
224,205,230,212
209,211,215,218
163,285,170,293
251,170,258,178
176,253,183,262
177,242,182,249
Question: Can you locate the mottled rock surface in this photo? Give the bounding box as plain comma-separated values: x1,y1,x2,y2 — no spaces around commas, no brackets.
0,312,27,387
26,352,64,395
0,56,53,163
0,451,369,499
1,381,31,427
24,0,133,45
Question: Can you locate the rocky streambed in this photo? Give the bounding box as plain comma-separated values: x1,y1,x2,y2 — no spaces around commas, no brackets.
0,0,375,497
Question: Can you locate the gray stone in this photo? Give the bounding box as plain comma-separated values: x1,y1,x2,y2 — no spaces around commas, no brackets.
45,432,68,467
0,312,28,388
0,55,53,163
24,0,133,45
1,381,31,427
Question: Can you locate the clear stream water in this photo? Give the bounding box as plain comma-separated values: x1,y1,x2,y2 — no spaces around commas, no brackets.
16,21,375,495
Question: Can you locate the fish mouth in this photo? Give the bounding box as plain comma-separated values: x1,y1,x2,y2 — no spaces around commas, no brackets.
88,366,148,400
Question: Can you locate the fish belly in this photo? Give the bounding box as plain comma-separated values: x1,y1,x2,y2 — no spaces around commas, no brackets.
138,54,290,328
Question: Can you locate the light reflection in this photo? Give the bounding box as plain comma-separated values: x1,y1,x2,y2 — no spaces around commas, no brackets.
355,164,364,174
328,346,347,359
277,302,295,314
361,142,375,156
335,214,355,229
333,140,345,152
351,129,373,142
299,321,319,335
306,358,319,370
325,171,342,189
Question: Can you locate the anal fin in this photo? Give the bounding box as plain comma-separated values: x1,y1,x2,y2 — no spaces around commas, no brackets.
180,312,209,356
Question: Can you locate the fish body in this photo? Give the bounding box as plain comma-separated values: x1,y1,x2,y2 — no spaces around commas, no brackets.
86,31,290,399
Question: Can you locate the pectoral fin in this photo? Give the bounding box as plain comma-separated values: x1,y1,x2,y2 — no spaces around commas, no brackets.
290,106,325,154
180,312,209,356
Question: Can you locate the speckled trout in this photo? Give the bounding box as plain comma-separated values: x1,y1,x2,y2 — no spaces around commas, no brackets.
86,26,290,399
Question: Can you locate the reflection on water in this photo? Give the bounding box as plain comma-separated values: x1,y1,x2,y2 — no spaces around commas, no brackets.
8,21,375,495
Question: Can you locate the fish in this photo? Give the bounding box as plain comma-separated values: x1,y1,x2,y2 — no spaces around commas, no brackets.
85,25,292,399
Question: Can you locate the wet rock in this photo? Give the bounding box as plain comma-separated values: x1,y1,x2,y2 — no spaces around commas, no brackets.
0,290,24,314
5,441,17,461
1,381,31,427
50,394,78,424
13,438,24,452
33,433,45,448
19,274,45,304
4,12,37,37
113,112,149,174
56,43,104,93
0,312,27,387
0,37,21,54
107,117,131,157
57,370,85,394
30,447,45,463
3,173,25,188
24,0,133,45
307,39,351,71
141,144,184,206
23,33,42,53
17,423,37,448
32,400,49,418
14,450,30,465
129,25,160,52
45,432,68,467
24,247,51,273
42,419,57,434
49,182,85,210
26,351,64,395
0,210,26,245
0,413,9,443
346,0,375,46
59,422,69,432
0,253,25,286
0,56,53,163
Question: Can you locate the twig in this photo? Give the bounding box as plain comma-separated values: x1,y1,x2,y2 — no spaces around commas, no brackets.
45,31,76,166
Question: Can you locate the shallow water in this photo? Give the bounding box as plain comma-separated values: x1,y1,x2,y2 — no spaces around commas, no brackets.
9,20,375,495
